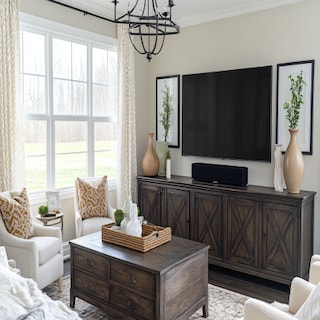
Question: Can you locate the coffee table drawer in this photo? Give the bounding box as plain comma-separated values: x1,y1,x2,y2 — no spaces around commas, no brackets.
110,285,154,320
74,269,109,302
74,247,108,278
110,260,155,296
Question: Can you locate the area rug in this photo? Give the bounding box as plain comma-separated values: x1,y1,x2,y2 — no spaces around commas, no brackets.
44,276,249,319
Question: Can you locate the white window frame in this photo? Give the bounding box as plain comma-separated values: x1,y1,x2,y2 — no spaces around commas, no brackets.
20,13,118,203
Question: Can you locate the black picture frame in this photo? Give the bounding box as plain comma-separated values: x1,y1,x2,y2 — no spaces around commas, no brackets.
276,60,314,154
156,75,180,148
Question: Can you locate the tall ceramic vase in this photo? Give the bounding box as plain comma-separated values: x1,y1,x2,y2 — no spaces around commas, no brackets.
283,129,304,193
141,133,159,176
155,141,168,176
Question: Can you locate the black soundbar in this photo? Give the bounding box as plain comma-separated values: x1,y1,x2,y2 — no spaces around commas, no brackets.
192,163,248,187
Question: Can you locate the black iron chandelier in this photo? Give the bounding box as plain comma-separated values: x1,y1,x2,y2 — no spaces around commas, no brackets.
47,0,180,61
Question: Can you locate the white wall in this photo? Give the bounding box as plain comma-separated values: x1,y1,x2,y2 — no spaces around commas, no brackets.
135,0,320,252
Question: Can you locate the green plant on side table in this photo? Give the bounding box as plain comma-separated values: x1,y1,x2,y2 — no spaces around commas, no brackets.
114,209,124,226
38,205,48,216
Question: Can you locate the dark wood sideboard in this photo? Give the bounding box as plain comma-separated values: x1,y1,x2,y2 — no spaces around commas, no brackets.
137,175,316,285
70,232,209,320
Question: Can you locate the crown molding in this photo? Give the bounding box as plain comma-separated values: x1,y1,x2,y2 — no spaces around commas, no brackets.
178,0,304,27
49,0,305,28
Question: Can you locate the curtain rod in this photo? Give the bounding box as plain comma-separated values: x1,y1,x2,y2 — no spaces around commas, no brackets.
46,0,114,23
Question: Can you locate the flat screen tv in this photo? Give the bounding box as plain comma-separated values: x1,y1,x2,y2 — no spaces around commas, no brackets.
182,65,272,162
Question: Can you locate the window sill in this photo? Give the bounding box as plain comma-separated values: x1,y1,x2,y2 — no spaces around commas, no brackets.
28,178,117,205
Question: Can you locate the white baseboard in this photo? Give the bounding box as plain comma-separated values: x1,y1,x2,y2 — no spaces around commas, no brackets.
63,241,70,260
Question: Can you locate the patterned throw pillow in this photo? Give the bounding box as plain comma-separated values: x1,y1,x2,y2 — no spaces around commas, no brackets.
76,176,108,219
0,188,34,239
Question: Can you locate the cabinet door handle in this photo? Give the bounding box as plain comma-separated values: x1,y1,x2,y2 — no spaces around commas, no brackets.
128,273,137,285
128,299,137,311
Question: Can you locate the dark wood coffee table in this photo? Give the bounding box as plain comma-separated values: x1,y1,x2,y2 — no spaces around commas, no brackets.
70,232,209,320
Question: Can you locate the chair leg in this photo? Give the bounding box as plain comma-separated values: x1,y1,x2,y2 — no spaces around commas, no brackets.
58,277,63,292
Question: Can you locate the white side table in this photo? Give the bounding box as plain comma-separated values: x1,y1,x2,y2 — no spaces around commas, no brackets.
36,212,64,231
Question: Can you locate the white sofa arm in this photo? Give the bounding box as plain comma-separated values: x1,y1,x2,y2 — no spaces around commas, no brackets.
244,298,296,320
288,277,315,314
309,261,320,285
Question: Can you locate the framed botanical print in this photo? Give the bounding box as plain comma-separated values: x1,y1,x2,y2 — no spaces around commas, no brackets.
156,75,180,147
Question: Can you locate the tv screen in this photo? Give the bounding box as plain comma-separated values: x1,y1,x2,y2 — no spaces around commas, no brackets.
182,66,272,162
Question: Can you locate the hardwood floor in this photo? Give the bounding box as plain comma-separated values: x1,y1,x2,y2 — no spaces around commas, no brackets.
64,260,290,304
208,265,289,304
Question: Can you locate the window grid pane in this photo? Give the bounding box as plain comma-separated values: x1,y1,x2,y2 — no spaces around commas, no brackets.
24,120,47,191
94,122,117,179
21,26,117,192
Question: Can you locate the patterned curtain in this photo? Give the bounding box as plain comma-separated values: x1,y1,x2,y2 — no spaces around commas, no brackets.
0,0,25,191
116,24,137,207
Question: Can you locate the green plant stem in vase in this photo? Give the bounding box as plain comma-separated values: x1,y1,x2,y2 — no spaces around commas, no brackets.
283,71,306,130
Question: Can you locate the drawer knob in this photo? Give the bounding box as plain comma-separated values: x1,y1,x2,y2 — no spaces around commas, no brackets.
128,299,137,311
128,273,136,285
87,258,94,268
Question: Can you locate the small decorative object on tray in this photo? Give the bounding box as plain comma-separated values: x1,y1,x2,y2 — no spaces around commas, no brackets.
102,223,172,252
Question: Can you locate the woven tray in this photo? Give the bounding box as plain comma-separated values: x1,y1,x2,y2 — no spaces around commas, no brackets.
101,223,171,252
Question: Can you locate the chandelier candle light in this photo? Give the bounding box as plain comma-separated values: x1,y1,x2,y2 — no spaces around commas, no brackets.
47,0,180,61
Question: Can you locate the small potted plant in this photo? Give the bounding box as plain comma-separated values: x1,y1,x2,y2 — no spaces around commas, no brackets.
38,205,49,216
114,209,124,227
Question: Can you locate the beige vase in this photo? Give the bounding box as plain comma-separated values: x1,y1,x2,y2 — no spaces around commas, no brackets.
141,133,159,176
283,129,304,193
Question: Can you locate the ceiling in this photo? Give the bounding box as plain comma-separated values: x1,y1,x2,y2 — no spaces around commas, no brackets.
55,0,304,27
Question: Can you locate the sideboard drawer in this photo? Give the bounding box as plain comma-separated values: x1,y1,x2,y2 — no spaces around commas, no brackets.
74,269,109,302
74,247,108,278
110,260,155,297
110,285,155,320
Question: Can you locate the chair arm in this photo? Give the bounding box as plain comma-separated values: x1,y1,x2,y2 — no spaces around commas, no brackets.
311,254,320,265
75,209,83,238
309,261,320,285
33,223,61,238
244,298,296,320
288,277,315,314
107,204,115,221
0,227,37,252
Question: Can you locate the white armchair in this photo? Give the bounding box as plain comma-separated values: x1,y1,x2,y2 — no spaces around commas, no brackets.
243,255,320,320
0,191,63,290
74,177,115,238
